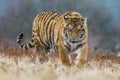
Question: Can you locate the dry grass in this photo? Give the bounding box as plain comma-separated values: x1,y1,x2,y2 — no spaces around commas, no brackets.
0,44,120,80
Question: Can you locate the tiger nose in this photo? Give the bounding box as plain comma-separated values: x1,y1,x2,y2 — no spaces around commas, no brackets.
71,33,79,38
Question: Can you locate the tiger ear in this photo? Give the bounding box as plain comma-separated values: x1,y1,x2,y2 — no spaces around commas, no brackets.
85,17,87,24
64,15,68,20
84,17,87,26
63,12,69,20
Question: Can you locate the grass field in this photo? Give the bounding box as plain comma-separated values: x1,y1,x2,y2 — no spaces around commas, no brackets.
0,44,120,80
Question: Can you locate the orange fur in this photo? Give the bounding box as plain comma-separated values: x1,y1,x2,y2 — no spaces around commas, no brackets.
17,11,88,68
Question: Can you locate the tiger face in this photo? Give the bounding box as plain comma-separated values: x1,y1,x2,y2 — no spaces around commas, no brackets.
62,12,87,44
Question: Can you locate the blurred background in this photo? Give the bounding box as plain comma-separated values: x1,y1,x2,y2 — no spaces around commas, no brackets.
0,0,120,51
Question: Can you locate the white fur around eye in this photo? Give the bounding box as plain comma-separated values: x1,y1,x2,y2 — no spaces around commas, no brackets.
77,25,81,30
69,25,73,30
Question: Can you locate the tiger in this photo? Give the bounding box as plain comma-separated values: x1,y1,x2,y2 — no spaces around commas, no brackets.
16,11,88,68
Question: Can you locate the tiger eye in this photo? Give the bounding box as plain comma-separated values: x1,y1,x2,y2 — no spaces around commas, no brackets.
68,25,73,32
77,25,81,31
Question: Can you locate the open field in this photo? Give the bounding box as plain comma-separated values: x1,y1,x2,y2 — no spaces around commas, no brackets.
0,45,120,80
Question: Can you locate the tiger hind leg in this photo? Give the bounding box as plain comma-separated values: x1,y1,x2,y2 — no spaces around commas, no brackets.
35,46,48,63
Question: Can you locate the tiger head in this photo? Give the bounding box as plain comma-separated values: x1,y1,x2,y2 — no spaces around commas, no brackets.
62,12,87,43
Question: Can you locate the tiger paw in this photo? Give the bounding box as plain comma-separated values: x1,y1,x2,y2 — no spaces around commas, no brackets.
38,54,48,63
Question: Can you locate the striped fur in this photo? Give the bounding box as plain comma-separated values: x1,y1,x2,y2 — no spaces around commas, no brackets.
16,11,88,68
17,32,34,50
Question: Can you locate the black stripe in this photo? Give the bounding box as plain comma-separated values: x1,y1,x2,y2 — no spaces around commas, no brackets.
44,13,56,47
17,33,24,39
77,42,86,48
32,29,35,33
32,35,34,37
64,44,70,52
63,28,68,39
73,42,86,51
52,14,61,49
49,22,54,48
40,13,49,46
24,45,28,50
31,39,34,42
21,44,24,48
28,42,33,48
17,40,22,44
66,41,70,48
37,13,46,47
47,13,58,38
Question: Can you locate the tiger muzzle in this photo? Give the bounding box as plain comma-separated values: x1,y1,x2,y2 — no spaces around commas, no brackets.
69,31,85,43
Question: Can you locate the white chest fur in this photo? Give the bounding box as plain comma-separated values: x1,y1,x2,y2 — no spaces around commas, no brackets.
74,47,82,55
75,48,82,65
69,47,82,64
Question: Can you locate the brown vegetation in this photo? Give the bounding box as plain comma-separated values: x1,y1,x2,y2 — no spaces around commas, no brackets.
0,44,120,80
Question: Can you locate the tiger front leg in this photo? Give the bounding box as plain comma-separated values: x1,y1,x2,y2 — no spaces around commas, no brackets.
75,44,88,68
58,46,71,66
